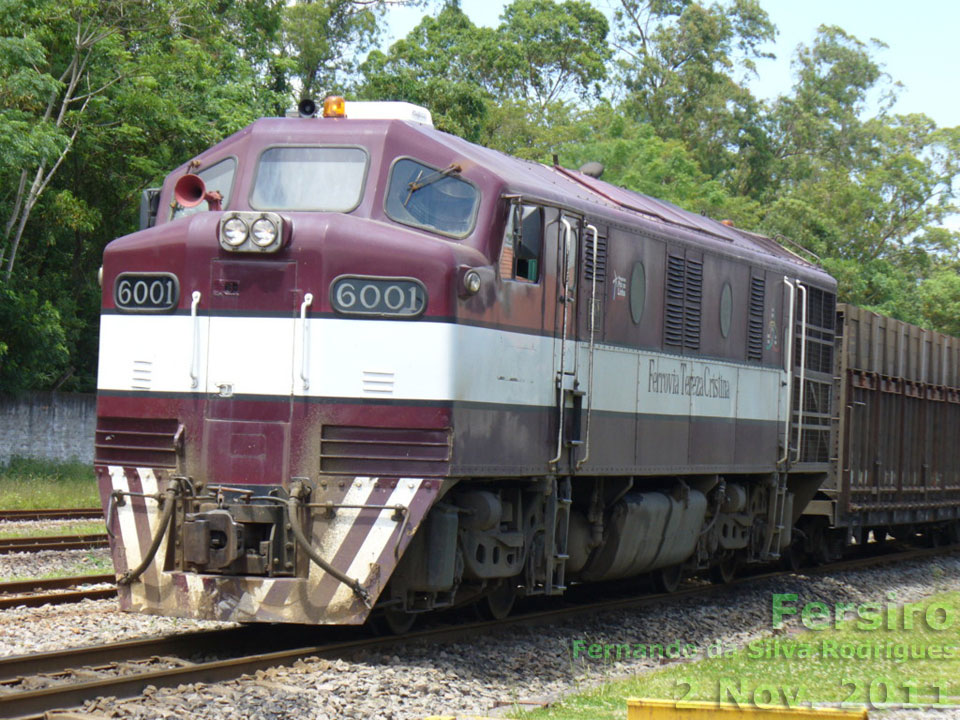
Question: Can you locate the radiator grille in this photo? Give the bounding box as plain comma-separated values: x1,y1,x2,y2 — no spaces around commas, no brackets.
584,233,607,283
683,257,702,351
95,417,182,468
664,254,686,348
320,426,452,476
747,276,765,361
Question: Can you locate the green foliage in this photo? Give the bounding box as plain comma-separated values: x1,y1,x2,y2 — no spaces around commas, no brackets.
0,456,98,509
1,0,960,389
614,0,777,188
560,108,761,226
0,284,69,391
358,0,611,145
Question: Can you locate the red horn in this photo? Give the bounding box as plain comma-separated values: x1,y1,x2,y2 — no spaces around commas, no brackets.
173,173,223,211
174,174,207,208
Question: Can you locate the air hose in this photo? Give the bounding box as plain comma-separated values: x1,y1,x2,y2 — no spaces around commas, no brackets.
286,482,372,608
118,486,178,586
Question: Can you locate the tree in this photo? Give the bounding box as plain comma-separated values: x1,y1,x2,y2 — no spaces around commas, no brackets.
359,0,610,149
0,0,286,391
613,0,777,191
560,106,761,226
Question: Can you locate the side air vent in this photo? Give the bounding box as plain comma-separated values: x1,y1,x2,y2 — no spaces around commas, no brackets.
320,425,452,476
747,276,765,361
584,233,607,283
683,258,702,351
95,417,182,468
664,255,685,348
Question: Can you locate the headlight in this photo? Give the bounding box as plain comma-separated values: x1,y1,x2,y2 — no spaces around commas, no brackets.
222,217,248,246
251,217,278,247
219,211,284,252
463,269,481,295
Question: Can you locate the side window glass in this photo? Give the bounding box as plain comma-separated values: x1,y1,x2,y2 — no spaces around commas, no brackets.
171,158,236,220
500,204,543,283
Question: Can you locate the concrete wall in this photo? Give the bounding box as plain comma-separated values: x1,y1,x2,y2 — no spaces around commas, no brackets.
0,392,96,466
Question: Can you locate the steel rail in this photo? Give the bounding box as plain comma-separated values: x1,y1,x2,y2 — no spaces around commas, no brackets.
0,534,109,555
0,575,116,611
0,543,955,719
0,509,102,522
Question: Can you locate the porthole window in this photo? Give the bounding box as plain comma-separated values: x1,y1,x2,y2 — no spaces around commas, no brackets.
720,282,733,338
630,262,645,324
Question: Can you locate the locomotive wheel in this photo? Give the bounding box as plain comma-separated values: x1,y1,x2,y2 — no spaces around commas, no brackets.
709,553,739,584
653,565,683,593
474,578,518,621
375,606,417,635
781,541,805,572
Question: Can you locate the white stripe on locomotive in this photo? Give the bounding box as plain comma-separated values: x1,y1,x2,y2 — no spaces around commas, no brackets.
98,314,785,423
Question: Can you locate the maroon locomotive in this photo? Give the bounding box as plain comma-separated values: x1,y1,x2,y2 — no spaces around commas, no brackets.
94,97,960,629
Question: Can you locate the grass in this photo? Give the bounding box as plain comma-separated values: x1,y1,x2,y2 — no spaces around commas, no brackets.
0,521,105,539
0,457,99,509
0,551,114,583
521,591,960,719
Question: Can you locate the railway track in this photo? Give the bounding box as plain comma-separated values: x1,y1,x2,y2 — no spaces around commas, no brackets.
0,543,954,719
0,534,109,555
0,575,116,610
0,509,102,522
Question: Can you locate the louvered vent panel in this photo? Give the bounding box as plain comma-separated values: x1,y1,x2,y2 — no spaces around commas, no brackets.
95,417,182,468
683,258,703,351
747,276,765,361
320,425,452,476
664,255,686,348
584,234,607,283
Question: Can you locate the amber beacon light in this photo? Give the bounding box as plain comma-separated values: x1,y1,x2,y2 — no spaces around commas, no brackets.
323,95,346,118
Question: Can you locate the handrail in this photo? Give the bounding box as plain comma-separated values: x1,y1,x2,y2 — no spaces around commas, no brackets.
549,218,574,466
793,281,808,464
300,293,314,391
189,291,202,389
779,278,795,465
577,224,599,470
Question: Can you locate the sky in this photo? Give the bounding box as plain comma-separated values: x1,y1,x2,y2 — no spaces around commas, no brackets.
384,0,960,129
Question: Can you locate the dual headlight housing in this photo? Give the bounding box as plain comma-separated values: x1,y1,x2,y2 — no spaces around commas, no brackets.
218,211,284,253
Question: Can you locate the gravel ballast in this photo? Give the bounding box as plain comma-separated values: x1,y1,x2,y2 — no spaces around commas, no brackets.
2,554,959,719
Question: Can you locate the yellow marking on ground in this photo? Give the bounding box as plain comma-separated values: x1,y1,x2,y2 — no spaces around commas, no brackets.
627,698,867,720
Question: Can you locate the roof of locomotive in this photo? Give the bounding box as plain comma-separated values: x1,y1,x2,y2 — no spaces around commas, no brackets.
164,115,835,290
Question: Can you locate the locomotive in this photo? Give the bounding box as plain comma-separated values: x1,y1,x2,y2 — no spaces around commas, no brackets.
95,97,960,629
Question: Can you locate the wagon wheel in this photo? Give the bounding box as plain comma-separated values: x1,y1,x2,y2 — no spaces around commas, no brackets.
780,540,805,572
374,606,417,635
653,564,683,594
474,577,519,621
948,522,960,546
709,552,740,584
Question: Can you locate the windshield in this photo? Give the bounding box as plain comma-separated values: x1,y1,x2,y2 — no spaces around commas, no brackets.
385,158,479,237
171,158,236,220
250,146,367,211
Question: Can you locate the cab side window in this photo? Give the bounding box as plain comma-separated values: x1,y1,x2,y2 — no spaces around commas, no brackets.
500,204,543,283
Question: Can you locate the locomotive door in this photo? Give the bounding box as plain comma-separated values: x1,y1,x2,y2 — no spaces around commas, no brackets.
200,259,297,487
549,212,583,467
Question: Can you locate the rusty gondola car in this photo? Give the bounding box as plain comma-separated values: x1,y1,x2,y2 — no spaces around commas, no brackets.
94,98,960,628
796,305,960,561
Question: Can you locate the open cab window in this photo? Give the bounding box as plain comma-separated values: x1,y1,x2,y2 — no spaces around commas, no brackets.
499,203,543,283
